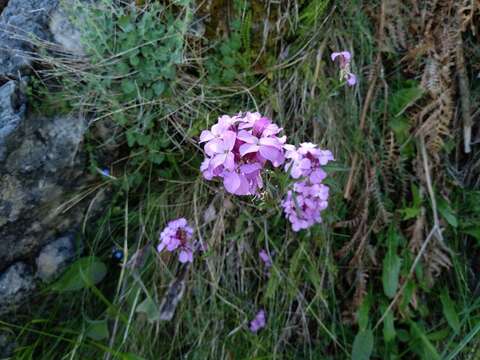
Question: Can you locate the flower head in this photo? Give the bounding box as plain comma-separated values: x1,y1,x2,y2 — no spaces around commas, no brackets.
331,50,357,86
200,112,287,195
259,249,272,269
249,310,266,333
282,143,333,231
157,218,195,263
331,51,352,68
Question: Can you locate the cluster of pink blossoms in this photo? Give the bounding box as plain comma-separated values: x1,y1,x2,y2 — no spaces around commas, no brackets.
199,112,286,195
157,218,195,263
281,143,333,232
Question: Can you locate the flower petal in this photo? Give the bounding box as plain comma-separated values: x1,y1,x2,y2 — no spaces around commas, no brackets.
179,250,193,263
199,130,215,143
310,169,327,183
223,152,235,171
259,137,282,149
204,139,224,156
237,130,258,144
211,153,227,169
157,242,166,253
223,171,241,194
240,143,260,157
240,162,262,174
331,52,342,61
346,72,357,86
340,51,351,61
166,238,180,251
299,158,312,170
259,146,282,163
223,130,237,150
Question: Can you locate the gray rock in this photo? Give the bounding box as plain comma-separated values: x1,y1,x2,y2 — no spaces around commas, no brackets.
0,0,108,314
0,0,59,79
0,331,14,359
49,5,86,56
0,262,35,315
0,80,26,162
36,234,78,282
0,110,89,269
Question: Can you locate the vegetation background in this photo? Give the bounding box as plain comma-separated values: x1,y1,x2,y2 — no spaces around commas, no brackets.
2,0,480,359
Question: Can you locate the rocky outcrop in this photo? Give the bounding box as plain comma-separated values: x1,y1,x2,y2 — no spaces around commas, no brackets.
0,262,35,313
0,0,59,79
36,234,79,282
0,0,100,315
0,109,88,265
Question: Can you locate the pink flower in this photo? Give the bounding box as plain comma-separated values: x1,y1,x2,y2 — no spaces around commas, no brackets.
331,50,357,87
199,115,237,143
237,130,285,167
157,218,195,263
223,163,263,195
282,143,332,231
259,249,272,268
204,130,236,171
200,112,287,195
331,51,352,68
346,72,357,86
249,310,266,333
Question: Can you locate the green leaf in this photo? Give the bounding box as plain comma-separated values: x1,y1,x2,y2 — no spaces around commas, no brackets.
153,81,166,96
219,43,231,56
427,328,450,341
126,131,136,147
410,321,440,360
437,197,458,228
400,206,421,220
382,250,402,298
121,353,146,360
118,15,134,33
136,134,150,146
222,56,236,67
222,68,236,82
383,309,396,343
397,329,410,342
352,329,374,360
358,297,371,332
390,84,424,117
136,297,160,322
51,257,107,292
86,319,109,341
161,65,176,80
462,227,480,241
129,55,140,67
121,79,136,94
141,45,154,59
149,152,165,165
115,61,131,76
440,292,460,333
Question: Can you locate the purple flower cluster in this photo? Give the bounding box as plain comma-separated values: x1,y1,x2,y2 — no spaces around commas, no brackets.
157,218,195,263
249,310,266,333
199,112,286,195
331,51,357,86
281,143,333,231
